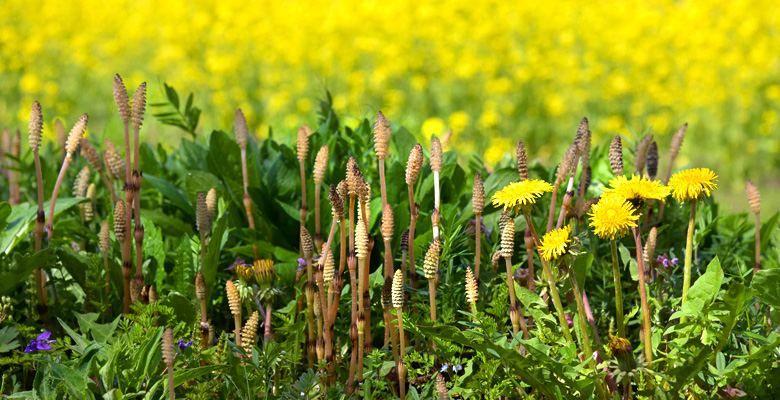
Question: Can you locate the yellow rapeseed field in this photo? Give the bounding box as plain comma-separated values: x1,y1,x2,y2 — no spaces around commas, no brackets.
1,0,779,187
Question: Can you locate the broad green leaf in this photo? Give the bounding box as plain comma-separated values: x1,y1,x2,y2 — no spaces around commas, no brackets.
751,268,780,308
0,325,20,352
203,212,228,297
144,174,194,215
674,256,723,319
0,248,53,295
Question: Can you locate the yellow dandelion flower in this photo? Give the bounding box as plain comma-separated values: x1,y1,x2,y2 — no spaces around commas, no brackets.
603,174,670,204
588,196,640,240
491,179,554,211
539,225,572,261
668,168,718,202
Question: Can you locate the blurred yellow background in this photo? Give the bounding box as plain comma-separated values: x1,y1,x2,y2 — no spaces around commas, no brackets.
1,0,778,203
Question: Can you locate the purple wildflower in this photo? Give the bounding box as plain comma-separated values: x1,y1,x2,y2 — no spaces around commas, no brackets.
226,257,247,271
24,331,56,353
177,339,193,350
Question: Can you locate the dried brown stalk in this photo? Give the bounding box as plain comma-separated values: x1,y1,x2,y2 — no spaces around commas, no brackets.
46,114,88,237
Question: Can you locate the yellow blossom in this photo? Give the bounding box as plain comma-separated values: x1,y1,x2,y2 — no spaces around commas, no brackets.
588,196,639,240
539,225,572,261
668,168,718,202
602,175,670,205
491,179,554,211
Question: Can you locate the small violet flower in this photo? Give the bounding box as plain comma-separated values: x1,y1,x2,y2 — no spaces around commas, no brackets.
24,331,56,353
177,339,193,350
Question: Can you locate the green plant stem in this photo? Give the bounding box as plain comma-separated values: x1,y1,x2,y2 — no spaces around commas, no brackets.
754,211,761,273
610,240,626,338
631,225,653,363
396,308,406,400
504,257,529,339
523,212,573,342
681,201,696,324
428,280,437,323
167,363,175,400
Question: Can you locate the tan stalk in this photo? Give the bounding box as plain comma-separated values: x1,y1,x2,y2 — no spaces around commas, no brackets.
382,275,400,366
55,119,66,159
547,144,576,232
423,239,441,323
631,225,653,363
392,269,406,400
131,82,147,283
99,221,111,301
162,327,175,400
574,124,591,214
29,101,50,326
301,227,316,368
114,200,130,313
114,75,134,296
347,251,358,393
473,173,485,280
234,109,259,259
501,219,530,340
46,114,88,237
554,143,579,230
405,144,424,289
430,136,443,233
381,203,394,343
313,145,329,252
355,215,370,382
196,271,208,348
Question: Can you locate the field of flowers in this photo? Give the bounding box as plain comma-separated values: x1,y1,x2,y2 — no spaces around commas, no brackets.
2,0,780,197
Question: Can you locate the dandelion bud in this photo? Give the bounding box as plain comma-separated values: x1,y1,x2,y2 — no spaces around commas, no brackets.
73,166,91,198
66,114,88,156
329,184,344,219
242,311,260,352
301,226,314,260
104,139,126,180
647,142,659,180
131,82,146,129
670,123,687,161
430,136,443,173
381,204,394,242
99,220,110,254
381,275,393,310
392,269,404,309
422,239,441,280
296,125,309,163
374,111,391,160
113,74,130,123
609,136,624,176
643,227,657,267
746,179,761,214
234,109,249,149
195,271,207,300
608,336,637,372
501,218,515,258
162,327,174,366
465,267,478,305
509,306,520,328
196,192,210,235
473,173,485,214
635,135,654,174
355,218,369,259
28,101,43,151
400,230,409,252
556,144,577,185
226,279,241,316
113,200,126,242
406,144,424,185
313,145,329,184
516,140,529,181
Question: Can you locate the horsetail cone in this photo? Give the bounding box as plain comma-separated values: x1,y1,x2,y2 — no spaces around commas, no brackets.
329,184,345,219
577,165,592,198
80,139,102,171
516,140,529,181
400,230,409,252
301,227,314,260
149,285,158,303
113,200,127,242
105,139,126,179
635,135,654,173
647,142,659,180
498,209,511,237
355,218,369,259
130,278,142,304
382,275,394,310
73,166,91,197
746,179,761,214
296,125,309,163
473,173,485,214
337,180,348,206
643,227,658,267
162,327,175,366
436,373,450,400
422,239,441,280
226,279,241,316
234,109,249,149
99,220,110,254
491,251,502,270
430,136,443,173
85,184,96,221
382,204,394,242
29,101,43,151
465,267,478,304
323,247,335,285
346,157,359,195
313,145,329,184
113,74,131,123
374,111,391,160
670,123,687,162
556,144,577,185
196,192,210,235
206,188,217,224
195,272,207,301
66,114,89,156
242,311,260,351
501,218,515,258
131,82,147,129
609,136,624,176
392,269,404,309
406,144,424,185
313,295,322,318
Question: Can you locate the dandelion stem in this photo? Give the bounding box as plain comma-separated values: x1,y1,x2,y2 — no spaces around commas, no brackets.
610,240,626,338
681,201,696,323
523,212,573,342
